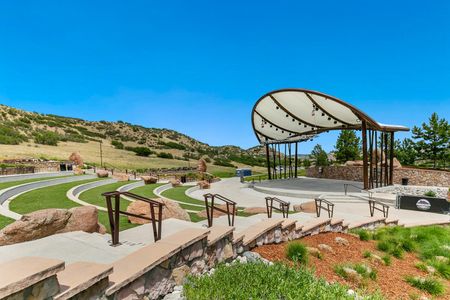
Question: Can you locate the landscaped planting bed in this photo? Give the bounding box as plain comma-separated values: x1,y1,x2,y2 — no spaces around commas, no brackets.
253,228,450,299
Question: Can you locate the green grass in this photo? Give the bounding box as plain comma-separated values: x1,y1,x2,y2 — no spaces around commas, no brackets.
79,181,133,211
334,263,377,282
183,262,383,300
405,276,445,296
188,212,206,223
8,178,137,232
129,183,164,199
0,174,75,191
285,241,308,264
0,214,15,229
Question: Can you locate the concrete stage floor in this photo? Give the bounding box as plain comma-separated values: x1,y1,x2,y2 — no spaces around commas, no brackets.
252,177,364,198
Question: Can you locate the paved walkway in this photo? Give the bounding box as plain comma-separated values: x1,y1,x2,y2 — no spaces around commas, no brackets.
0,171,74,183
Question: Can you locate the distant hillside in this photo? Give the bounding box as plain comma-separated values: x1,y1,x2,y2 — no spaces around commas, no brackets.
0,104,267,174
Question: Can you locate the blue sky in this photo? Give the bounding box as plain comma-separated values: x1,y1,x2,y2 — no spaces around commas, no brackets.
0,1,449,152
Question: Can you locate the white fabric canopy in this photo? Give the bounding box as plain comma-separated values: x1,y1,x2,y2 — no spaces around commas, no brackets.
252,89,409,144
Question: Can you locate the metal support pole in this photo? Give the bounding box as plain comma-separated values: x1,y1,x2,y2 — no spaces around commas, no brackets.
389,132,394,185
361,121,369,190
294,142,298,178
265,143,271,180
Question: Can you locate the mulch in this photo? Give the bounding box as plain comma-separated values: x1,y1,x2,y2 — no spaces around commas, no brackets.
253,232,450,300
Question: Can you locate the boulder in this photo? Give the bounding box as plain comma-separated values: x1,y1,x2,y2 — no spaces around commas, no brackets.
126,198,190,224
335,236,350,246
73,167,84,175
113,173,129,182
141,176,158,184
60,206,103,234
392,157,402,169
197,180,210,189
197,159,207,173
293,201,316,213
342,267,362,283
170,179,181,187
243,207,267,214
69,152,83,166
306,247,322,258
318,243,334,254
0,207,105,246
96,170,109,178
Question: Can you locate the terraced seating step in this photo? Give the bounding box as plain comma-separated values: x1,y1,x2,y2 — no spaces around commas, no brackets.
55,262,113,300
0,257,65,299
240,219,284,246
347,216,386,230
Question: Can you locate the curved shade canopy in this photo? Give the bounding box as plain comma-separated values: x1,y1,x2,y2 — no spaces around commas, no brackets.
252,88,409,144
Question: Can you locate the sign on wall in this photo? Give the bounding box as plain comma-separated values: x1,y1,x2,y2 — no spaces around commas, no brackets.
398,195,449,214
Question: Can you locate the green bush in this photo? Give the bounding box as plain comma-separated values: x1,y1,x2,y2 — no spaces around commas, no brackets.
111,140,124,149
133,147,153,157
382,254,392,266
405,276,445,296
335,263,377,281
355,229,371,241
363,250,372,258
424,190,437,197
0,125,27,144
162,141,186,150
213,158,236,168
33,130,60,146
183,262,383,300
377,240,391,252
285,242,308,264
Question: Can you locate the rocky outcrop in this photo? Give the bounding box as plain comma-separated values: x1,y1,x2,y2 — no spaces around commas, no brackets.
126,198,190,224
197,159,207,173
0,207,105,246
69,152,84,166
96,170,109,178
141,176,158,184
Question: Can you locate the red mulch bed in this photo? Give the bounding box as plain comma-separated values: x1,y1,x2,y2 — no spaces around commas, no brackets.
254,232,450,300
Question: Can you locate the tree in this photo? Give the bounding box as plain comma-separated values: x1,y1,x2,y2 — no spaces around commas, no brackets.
412,113,449,168
302,158,311,168
334,130,361,163
395,138,417,166
311,144,329,166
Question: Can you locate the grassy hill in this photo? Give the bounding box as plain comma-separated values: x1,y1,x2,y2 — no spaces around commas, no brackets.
0,104,266,176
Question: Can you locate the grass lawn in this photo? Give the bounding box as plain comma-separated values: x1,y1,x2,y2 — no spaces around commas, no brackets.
0,214,15,229
0,174,75,191
160,186,204,208
8,178,137,232
79,181,134,211
129,183,164,199
184,262,383,300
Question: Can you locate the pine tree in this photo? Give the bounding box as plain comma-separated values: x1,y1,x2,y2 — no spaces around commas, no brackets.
311,144,329,166
412,113,449,168
334,130,361,163
394,138,417,166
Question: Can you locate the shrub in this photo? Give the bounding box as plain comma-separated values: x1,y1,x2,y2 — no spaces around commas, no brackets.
377,240,391,252
335,263,377,281
363,251,372,258
356,229,371,241
157,152,174,159
0,125,27,144
33,130,60,146
405,276,445,296
285,242,308,264
382,254,392,266
391,246,404,259
162,141,186,150
111,140,124,149
183,262,384,299
133,147,153,157
424,190,437,197
213,158,236,168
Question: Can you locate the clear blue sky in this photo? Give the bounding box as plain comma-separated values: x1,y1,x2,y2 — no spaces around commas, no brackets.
0,1,449,152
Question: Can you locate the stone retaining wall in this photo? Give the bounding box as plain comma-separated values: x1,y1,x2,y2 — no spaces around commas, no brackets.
306,166,450,187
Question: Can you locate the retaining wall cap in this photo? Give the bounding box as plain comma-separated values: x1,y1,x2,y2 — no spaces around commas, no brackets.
56,262,113,300
206,225,234,246
241,219,283,246
300,218,331,232
0,256,65,299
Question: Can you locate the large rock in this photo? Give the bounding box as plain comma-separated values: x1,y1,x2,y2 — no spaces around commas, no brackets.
293,201,316,213
73,167,84,175
197,180,210,189
69,152,83,166
126,198,190,224
170,179,181,187
96,170,109,178
113,173,129,182
141,176,158,184
344,160,364,167
197,159,207,173
0,207,105,246
243,207,267,214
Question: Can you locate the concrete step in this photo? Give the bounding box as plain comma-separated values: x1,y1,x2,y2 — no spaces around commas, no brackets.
55,262,113,300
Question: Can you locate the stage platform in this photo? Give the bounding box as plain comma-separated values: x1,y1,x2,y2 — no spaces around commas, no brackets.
251,177,364,198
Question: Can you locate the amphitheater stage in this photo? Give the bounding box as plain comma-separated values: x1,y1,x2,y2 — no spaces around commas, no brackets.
251,177,364,198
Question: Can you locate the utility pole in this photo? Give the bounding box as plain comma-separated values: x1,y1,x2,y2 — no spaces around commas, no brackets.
99,140,103,168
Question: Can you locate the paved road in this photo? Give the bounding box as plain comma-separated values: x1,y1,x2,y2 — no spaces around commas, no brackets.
0,171,75,183
254,177,363,192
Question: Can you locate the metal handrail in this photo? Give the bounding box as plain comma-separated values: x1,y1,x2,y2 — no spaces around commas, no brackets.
265,197,290,218
369,199,389,218
102,191,164,246
314,197,335,218
203,193,237,227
